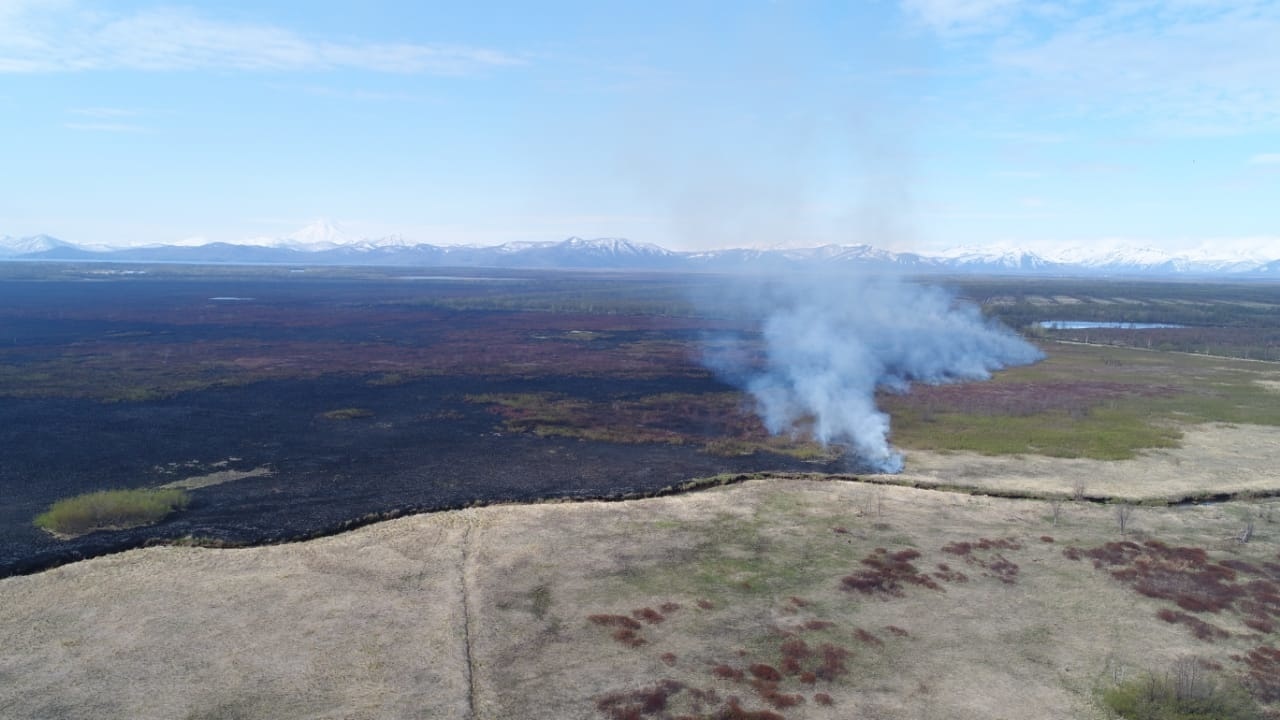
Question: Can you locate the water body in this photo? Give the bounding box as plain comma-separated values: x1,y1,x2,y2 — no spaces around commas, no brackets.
1037,321,1186,330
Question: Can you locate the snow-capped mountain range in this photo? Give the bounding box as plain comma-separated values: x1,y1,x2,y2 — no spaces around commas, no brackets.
3,221,1278,277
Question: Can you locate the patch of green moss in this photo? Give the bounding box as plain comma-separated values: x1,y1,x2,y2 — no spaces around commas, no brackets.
34,488,191,536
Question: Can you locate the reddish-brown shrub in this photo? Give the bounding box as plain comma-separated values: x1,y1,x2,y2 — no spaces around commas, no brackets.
943,537,1022,557
660,652,677,666
590,614,642,630
986,555,1020,584
1040,535,1055,543
595,679,685,719
934,564,968,583
1156,609,1229,641
1077,540,1280,622
803,619,834,631
788,596,809,607
633,607,665,624
854,628,883,647
841,547,942,597
1241,645,1280,702
1244,615,1275,633
780,657,802,676
816,643,850,681
886,625,910,637
659,602,682,614
696,598,715,610
798,671,817,684
753,681,803,710
781,638,811,659
832,526,849,534
813,692,834,706
612,628,646,647
749,664,782,682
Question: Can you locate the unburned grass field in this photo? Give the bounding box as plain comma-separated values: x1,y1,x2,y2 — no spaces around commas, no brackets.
3,476,1280,719
886,340,1280,462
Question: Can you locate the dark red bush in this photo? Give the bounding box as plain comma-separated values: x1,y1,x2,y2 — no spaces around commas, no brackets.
841,547,942,597
854,628,883,647
749,664,782,682
612,628,646,647
595,679,685,719
589,614,642,630
816,643,849,681
633,607,665,624
1242,645,1280,702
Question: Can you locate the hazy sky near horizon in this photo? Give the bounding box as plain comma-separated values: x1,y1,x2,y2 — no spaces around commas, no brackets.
2,1,1279,253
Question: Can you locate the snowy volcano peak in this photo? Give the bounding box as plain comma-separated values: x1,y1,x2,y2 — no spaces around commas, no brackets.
560,236,672,256
0,234,72,256
282,218,354,250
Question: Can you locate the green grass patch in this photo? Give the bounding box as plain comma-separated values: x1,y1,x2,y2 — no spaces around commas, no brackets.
1102,662,1259,720
892,407,1183,460
34,488,191,536
887,341,1280,460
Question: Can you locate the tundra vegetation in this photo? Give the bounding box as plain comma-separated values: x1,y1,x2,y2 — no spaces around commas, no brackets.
6,476,1280,718
2,265,1280,717
33,488,190,536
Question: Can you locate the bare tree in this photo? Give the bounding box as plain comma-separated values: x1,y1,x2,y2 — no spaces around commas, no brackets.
1236,520,1255,544
1071,478,1088,501
1169,656,1211,703
1116,504,1135,535
1049,500,1063,526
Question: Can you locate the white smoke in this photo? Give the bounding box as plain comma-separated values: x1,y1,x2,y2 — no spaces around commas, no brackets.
706,275,1043,473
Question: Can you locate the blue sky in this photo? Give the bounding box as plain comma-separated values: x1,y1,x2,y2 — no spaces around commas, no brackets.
2,0,1279,254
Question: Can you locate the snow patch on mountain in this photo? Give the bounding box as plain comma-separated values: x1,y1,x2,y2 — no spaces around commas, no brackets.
0,234,71,256
3,230,1279,276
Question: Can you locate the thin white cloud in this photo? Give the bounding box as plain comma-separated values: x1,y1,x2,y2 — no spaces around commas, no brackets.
906,0,1280,135
1249,152,1280,165
900,0,1021,34
0,4,522,75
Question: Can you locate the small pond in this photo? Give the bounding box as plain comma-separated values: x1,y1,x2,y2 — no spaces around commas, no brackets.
1037,321,1187,330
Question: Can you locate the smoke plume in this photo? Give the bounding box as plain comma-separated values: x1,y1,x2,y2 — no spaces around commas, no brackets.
704,275,1043,473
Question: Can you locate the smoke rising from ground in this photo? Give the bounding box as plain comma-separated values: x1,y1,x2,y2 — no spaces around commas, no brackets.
704,276,1043,473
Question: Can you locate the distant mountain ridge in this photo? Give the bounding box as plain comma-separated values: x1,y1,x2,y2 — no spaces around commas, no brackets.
3,229,1279,277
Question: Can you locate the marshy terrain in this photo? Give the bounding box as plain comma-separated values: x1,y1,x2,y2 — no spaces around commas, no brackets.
1,263,1279,718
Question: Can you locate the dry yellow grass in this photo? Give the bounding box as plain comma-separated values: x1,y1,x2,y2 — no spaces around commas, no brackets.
157,465,273,490
3,438,1279,719
891,422,1280,502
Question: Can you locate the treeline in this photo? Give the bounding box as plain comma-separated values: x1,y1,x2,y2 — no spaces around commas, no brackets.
1039,326,1280,362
